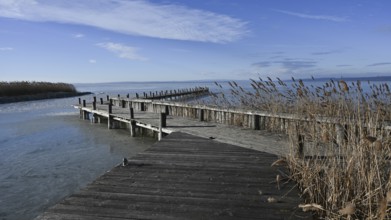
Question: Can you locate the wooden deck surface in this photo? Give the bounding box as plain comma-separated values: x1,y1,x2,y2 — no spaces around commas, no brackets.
36,132,311,220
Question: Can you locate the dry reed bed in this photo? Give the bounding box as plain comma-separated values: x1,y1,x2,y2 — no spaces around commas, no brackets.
0,81,77,97
211,78,391,219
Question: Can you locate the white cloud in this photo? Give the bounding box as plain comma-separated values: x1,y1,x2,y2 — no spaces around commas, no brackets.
274,9,348,22
89,59,96,63
73,33,84,38
0,47,14,51
0,0,248,43
97,42,146,61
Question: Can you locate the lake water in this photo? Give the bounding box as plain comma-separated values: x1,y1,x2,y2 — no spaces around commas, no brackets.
0,81,214,220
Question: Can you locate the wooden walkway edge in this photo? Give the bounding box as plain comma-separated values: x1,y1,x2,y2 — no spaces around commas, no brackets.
35,132,311,220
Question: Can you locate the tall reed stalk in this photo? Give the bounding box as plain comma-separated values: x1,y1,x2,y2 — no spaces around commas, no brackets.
211,77,391,219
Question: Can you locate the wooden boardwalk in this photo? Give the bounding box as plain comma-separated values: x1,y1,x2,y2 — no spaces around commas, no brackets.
36,132,311,220
79,103,290,156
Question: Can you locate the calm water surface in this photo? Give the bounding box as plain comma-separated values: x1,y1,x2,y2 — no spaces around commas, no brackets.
0,81,214,220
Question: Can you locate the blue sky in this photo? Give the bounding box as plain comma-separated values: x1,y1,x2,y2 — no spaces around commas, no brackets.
1,0,390,83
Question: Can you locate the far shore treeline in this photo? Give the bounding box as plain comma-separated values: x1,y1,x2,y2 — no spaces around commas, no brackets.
0,81,90,103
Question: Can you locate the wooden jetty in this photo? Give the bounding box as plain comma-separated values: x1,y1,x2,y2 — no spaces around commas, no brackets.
36,89,314,219
36,132,311,220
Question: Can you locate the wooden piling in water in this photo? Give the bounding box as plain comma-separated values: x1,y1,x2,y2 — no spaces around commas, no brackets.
108,104,112,129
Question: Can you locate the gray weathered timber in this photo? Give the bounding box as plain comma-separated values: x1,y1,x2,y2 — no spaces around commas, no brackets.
35,132,311,220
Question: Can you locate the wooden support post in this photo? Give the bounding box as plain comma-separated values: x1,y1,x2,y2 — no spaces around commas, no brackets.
78,98,81,105
126,94,129,98
121,100,126,108
136,93,139,99
130,121,136,137
140,103,145,111
253,115,260,130
100,98,103,105
108,104,112,129
199,109,204,121
106,95,109,101
297,134,304,158
82,100,86,107
108,104,112,114
260,116,266,130
160,112,167,128
93,96,96,103
92,113,98,123
158,112,166,141
335,124,347,147
92,101,96,110
129,107,134,119
84,111,90,120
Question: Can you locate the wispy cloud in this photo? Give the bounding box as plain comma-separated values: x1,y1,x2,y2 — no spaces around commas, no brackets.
0,0,248,43
274,9,348,22
73,33,84,38
89,59,96,64
252,61,271,68
276,59,317,69
367,62,391,67
0,47,14,51
312,49,343,55
336,64,352,67
97,42,146,61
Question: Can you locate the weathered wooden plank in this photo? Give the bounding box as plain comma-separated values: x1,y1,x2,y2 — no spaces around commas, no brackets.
36,132,310,220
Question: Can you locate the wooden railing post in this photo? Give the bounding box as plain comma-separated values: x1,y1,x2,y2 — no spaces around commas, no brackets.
92,101,96,110
82,100,86,107
100,98,103,105
78,98,81,105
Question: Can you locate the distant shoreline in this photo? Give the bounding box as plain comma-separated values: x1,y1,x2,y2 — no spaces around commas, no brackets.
0,92,92,104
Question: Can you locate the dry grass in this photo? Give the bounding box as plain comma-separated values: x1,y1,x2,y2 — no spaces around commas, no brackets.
211,77,391,219
0,81,77,97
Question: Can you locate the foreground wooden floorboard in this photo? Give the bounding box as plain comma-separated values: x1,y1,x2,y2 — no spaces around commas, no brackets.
36,132,311,220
